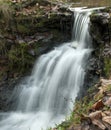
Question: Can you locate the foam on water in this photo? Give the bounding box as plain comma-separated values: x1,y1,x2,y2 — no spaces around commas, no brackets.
0,8,97,130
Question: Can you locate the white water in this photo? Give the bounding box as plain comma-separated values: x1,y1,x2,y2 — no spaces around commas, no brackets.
0,8,93,130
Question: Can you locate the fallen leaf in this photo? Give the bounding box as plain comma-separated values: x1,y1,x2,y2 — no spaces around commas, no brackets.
101,112,107,117
92,119,106,130
94,87,104,100
102,121,111,130
103,111,111,116
104,97,111,107
89,111,102,120
107,93,111,96
91,100,104,110
100,78,111,87
102,116,111,125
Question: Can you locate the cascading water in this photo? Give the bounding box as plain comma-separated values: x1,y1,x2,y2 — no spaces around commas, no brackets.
0,8,95,130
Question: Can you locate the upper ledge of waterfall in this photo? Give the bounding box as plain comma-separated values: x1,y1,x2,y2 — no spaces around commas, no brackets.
69,6,105,12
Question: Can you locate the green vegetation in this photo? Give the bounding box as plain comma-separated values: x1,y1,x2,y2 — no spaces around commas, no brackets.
8,43,35,74
0,0,12,27
17,23,31,35
104,58,111,77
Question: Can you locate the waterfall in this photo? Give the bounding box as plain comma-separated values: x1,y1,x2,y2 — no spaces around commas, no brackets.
0,8,94,130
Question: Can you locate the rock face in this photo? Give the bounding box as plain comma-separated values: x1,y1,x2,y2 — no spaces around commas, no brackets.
0,0,73,111
84,8,111,92
0,1,111,112
0,0,73,79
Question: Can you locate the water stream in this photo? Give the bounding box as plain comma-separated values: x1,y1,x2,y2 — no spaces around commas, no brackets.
0,8,95,130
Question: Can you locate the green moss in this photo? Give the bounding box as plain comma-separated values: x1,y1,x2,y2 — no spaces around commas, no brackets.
104,57,111,77
8,43,35,74
0,40,8,55
35,21,45,28
49,13,58,19
56,120,72,130
17,23,30,34
90,13,98,22
101,7,111,13
87,86,96,93
106,84,111,91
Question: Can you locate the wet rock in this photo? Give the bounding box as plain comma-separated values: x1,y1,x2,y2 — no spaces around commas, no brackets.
17,39,25,44
0,77,21,111
91,12,110,24
28,49,35,56
0,0,73,111
89,8,111,80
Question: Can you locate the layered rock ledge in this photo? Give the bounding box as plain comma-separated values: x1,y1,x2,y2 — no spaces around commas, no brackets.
0,0,73,111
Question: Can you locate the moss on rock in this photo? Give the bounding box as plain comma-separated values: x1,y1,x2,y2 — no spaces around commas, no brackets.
90,8,111,78
0,0,72,82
